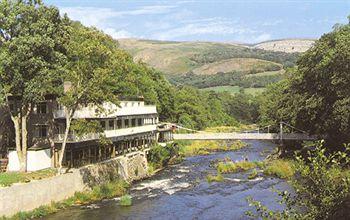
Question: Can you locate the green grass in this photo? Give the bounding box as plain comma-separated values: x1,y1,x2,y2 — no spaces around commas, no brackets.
119,194,132,206
248,169,258,179
243,88,266,95
263,159,295,179
0,169,57,187
179,140,248,156
206,174,224,183
201,85,241,94
201,86,265,96
2,179,129,219
217,160,257,174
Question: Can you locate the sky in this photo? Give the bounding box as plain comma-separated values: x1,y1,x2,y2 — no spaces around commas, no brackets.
44,0,350,44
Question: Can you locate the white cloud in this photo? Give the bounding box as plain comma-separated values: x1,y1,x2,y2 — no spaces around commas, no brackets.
155,19,253,40
60,5,177,28
60,7,116,27
103,28,134,39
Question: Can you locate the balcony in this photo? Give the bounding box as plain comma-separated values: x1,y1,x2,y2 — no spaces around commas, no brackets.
53,124,158,143
53,104,157,119
53,133,101,143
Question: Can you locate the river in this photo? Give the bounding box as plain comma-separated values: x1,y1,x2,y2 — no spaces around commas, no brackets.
44,140,291,220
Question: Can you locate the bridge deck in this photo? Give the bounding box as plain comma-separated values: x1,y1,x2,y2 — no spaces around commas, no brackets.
173,133,317,140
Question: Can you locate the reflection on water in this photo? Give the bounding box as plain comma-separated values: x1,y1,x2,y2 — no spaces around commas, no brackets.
44,140,292,220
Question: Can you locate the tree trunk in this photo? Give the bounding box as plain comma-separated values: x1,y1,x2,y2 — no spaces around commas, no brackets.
20,105,30,172
11,116,24,171
58,109,73,173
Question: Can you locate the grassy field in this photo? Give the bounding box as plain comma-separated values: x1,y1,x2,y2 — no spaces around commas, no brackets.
191,58,282,75
118,38,298,75
0,168,57,187
201,86,265,96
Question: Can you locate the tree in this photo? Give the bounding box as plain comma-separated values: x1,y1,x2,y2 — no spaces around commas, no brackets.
57,22,126,171
0,0,68,171
259,17,350,146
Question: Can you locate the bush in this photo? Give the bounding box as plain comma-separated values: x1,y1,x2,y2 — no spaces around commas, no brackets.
119,195,132,206
180,140,247,156
263,159,295,179
206,174,224,183
217,160,256,174
247,141,350,219
147,143,180,169
248,169,258,179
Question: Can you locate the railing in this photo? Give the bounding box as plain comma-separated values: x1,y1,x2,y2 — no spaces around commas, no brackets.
53,124,158,143
53,105,157,119
53,133,101,143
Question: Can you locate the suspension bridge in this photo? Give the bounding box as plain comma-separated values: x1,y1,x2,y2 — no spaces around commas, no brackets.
171,122,318,141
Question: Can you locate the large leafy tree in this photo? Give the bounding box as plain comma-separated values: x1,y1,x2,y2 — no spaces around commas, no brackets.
0,0,68,171
259,17,350,147
58,22,125,171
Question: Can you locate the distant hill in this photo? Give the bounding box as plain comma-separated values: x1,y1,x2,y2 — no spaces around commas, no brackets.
253,39,315,53
192,58,282,75
118,38,299,76
118,38,309,94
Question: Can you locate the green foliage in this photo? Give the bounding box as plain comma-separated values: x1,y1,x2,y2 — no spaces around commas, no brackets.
259,18,350,145
263,159,295,179
217,160,256,174
248,169,258,179
0,0,69,105
179,140,247,156
168,71,286,89
147,143,180,169
70,119,103,137
206,174,224,183
2,179,129,219
0,169,57,187
119,194,132,206
247,141,350,219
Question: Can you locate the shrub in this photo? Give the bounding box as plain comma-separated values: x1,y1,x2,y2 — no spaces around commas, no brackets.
217,160,256,174
147,143,180,169
248,169,258,179
206,174,224,183
180,140,247,156
247,141,350,219
263,159,295,179
119,195,132,206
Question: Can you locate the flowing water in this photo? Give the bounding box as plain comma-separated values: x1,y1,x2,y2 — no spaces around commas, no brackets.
44,140,292,220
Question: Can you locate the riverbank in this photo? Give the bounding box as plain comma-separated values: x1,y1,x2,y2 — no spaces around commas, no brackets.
1,180,129,220
0,149,150,218
42,140,293,220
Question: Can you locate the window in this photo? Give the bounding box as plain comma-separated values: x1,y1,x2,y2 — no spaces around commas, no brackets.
100,121,106,130
124,119,129,128
138,118,142,126
35,125,48,138
131,119,136,127
108,120,114,130
36,102,47,114
117,119,122,128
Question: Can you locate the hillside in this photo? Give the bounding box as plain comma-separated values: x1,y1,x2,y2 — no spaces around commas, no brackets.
253,39,315,53
192,58,282,75
118,38,299,76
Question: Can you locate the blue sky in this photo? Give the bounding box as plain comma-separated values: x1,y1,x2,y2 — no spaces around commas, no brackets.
44,0,350,43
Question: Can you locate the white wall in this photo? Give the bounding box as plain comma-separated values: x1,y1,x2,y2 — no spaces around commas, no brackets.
54,101,157,119
8,149,51,172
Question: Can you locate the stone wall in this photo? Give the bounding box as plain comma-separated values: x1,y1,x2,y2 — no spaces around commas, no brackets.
0,150,149,217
